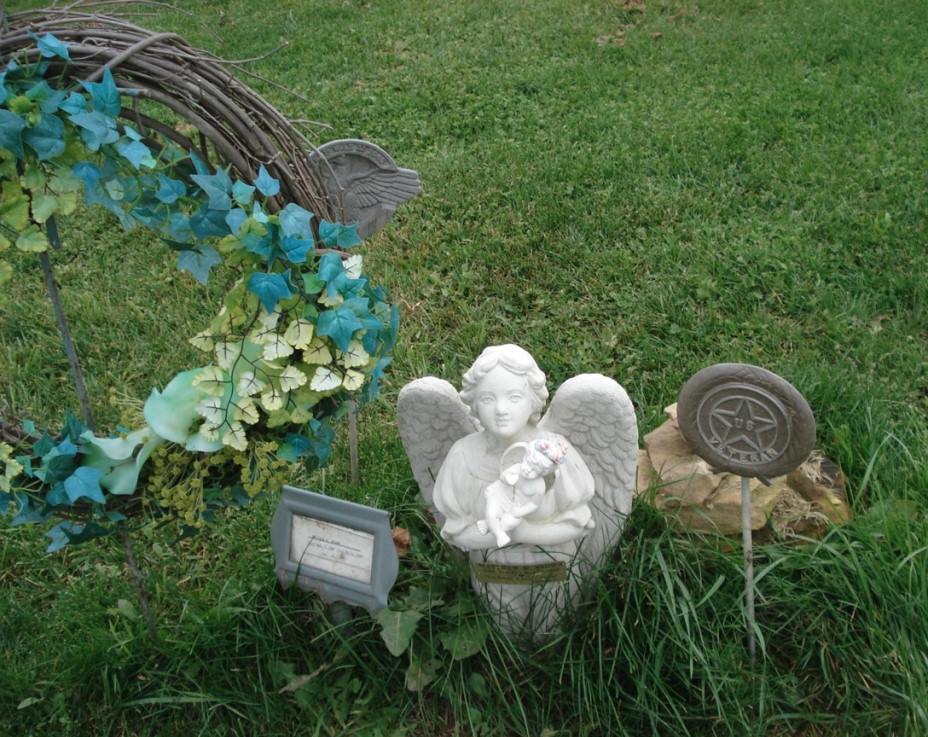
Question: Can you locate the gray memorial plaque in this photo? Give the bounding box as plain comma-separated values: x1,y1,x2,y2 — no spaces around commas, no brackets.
308,139,421,238
677,362,816,662
270,485,398,614
677,363,816,481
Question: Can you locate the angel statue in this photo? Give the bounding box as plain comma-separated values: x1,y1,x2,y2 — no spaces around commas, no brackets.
397,344,638,638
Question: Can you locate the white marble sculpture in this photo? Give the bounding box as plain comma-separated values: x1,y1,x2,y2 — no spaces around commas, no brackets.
397,344,638,637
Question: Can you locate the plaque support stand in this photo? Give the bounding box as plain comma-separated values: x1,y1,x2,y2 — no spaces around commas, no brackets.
740,475,756,663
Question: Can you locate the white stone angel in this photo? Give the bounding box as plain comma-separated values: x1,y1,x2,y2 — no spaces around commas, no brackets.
397,344,638,636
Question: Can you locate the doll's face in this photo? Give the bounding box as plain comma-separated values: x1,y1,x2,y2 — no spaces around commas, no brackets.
475,367,535,442
520,450,554,480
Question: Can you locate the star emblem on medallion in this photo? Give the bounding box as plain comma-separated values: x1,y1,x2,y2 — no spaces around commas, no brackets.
710,397,778,452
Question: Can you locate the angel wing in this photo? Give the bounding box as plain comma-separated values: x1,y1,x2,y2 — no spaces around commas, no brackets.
396,377,479,527
538,374,638,571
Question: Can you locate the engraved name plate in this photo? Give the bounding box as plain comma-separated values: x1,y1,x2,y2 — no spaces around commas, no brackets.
271,485,398,614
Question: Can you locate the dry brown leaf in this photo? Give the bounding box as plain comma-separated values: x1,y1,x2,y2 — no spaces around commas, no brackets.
392,526,412,556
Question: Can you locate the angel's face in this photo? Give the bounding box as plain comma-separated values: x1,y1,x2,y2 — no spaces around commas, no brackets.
474,366,535,442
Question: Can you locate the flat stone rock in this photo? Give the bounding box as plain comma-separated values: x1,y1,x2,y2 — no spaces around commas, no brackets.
637,405,851,538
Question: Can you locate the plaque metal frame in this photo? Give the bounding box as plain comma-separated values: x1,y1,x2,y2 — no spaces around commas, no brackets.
270,485,398,614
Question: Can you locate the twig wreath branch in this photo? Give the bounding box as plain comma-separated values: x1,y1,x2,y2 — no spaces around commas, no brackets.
0,6,400,551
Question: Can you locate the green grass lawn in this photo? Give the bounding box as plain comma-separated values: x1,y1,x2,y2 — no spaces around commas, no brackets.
2,0,927,735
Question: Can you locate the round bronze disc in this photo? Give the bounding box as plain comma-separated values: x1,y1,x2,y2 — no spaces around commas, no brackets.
677,363,816,479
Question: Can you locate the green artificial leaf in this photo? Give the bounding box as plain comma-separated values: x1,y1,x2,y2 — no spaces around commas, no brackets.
247,271,292,312
30,192,58,224
81,69,121,116
21,160,47,189
0,189,30,230
302,272,324,295
0,261,11,285
178,245,222,285
254,164,280,197
317,304,364,352
0,109,27,158
374,607,423,657
438,618,489,659
64,466,106,505
23,112,65,160
15,227,48,253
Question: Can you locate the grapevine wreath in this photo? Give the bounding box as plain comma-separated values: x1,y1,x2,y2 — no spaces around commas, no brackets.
0,7,405,550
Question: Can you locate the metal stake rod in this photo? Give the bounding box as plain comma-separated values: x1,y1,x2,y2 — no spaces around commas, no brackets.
39,216,96,432
741,475,756,664
348,399,359,485
39,217,160,644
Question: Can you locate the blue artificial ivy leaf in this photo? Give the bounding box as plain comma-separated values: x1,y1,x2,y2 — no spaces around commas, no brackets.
188,150,210,176
254,164,280,197
359,356,393,405
317,303,364,352
72,160,102,190
165,212,193,243
247,271,292,312
64,467,106,505
317,251,364,300
32,32,71,62
24,113,65,160
225,207,247,235
30,83,67,114
178,245,222,285
280,235,312,264
69,110,119,151
278,432,312,462
116,138,156,169
59,91,87,115
251,200,269,224
11,493,48,527
46,521,82,553
232,180,255,206
189,203,230,240
319,220,363,249
0,71,7,105
0,110,27,159
240,231,276,261
156,173,186,204
279,203,314,239
81,69,122,117
191,169,233,210
46,482,71,507
343,296,384,332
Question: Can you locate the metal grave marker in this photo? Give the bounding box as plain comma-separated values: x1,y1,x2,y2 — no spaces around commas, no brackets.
677,363,816,662
270,485,398,614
